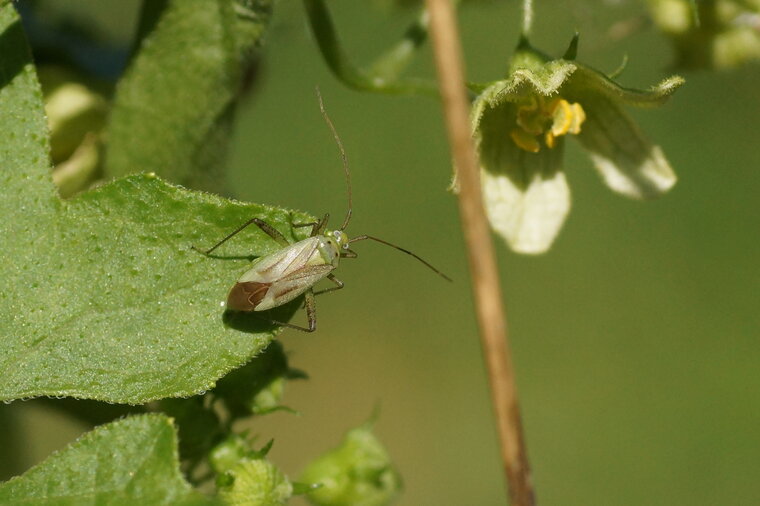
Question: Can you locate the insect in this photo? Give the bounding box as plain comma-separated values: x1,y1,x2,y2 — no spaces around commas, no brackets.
193,91,450,332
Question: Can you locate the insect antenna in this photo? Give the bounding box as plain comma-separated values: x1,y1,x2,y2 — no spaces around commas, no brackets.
316,87,353,231
349,235,452,282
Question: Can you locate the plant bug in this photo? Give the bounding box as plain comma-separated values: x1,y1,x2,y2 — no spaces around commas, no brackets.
193,90,450,332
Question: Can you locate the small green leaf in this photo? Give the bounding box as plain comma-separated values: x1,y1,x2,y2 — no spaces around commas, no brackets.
0,5,314,404
0,414,214,505
105,0,274,191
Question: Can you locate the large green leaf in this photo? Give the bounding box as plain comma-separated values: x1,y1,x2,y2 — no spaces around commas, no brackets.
0,414,214,505
104,0,274,191
0,2,312,404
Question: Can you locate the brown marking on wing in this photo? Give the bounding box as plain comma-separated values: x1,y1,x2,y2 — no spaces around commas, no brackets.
227,281,271,311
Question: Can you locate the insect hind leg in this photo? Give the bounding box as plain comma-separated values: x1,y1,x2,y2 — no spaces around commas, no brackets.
257,289,317,333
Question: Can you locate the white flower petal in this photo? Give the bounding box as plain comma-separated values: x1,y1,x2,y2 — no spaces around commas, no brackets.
482,166,571,254
577,94,677,199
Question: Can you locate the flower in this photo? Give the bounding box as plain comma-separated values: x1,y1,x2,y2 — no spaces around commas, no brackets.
469,36,684,254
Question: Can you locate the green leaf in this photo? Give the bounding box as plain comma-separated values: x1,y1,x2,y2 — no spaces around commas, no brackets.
0,414,214,505
0,171,312,404
0,5,313,404
104,0,274,191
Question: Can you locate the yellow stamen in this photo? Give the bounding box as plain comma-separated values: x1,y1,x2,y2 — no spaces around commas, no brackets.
510,128,540,153
568,103,585,134
509,96,587,153
545,131,556,149
550,99,574,136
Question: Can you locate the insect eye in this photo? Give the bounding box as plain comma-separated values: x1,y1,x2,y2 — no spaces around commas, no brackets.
342,243,349,250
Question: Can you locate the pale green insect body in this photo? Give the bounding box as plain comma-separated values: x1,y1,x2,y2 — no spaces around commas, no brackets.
228,230,350,312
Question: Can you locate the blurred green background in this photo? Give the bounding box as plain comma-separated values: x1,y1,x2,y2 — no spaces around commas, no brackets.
4,1,760,505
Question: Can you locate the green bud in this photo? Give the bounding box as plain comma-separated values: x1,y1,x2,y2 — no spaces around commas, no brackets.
39,66,107,197
217,459,293,506
300,424,401,506
210,434,254,475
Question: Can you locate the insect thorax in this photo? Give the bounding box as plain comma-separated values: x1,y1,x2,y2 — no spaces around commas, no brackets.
319,230,350,266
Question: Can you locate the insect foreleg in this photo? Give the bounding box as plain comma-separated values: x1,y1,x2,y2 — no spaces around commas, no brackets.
193,217,258,255
193,217,289,255
314,274,344,296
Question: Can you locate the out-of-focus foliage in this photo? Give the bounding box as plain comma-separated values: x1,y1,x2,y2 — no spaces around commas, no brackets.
648,0,760,68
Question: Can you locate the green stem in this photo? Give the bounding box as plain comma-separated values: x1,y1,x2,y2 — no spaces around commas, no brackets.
302,0,439,96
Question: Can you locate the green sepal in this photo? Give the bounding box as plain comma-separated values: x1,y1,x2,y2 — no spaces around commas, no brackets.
562,32,580,60
565,64,684,108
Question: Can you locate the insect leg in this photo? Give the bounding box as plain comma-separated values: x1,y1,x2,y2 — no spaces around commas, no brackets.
192,217,289,255
304,289,317,331
313,273,344,296
293,213,330,237
250,218,290,247
255,289,317,333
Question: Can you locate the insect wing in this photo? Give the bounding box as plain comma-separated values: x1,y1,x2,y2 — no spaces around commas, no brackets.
255,264,335,311
238,237,320,284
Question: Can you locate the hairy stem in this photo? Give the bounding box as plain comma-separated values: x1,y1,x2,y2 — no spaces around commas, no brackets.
422,0,536,504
